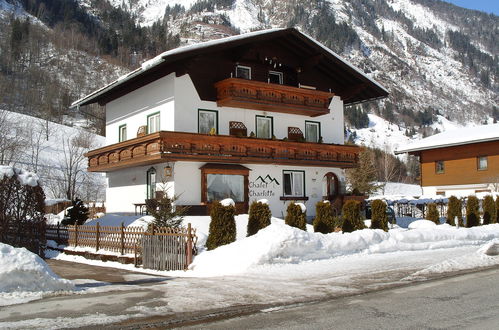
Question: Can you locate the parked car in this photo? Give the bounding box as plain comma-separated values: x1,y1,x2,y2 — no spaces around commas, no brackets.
365,204,396,225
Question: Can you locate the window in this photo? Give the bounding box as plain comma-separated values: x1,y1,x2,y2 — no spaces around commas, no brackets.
198,109,218,134
236,65,251,80
435,160,445,174
477,156,488,170
268,71,283,84
256,115,273,139
206,174,244,202
118,124,127,142
146,167,157,199
147,112,160,134
305,121,320,143
283,170,305,197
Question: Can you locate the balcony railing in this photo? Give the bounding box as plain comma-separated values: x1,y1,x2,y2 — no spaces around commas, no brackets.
214,78,333,117
85,131,360,172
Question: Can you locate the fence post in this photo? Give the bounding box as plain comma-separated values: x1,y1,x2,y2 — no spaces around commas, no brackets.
186,223,193,269
57,222,60,243
120,222,125,255
74,225,79,247
96,223,100,252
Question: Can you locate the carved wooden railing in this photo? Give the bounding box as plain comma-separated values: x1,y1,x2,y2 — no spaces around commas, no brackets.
85,131,360,172
214,78,334,117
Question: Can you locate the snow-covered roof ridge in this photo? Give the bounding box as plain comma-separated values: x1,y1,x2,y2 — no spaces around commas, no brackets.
71,28,387,108
395,123,499,154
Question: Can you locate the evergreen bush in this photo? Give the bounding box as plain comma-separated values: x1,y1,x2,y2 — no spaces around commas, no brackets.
206,201,236,250
285,202,306,231
62,198,88,226
370,199,388,231
446,196,462,226
247,200,271,236
482,195,496,225
313,201,335,234
426,203,440,224
145,193,185,228
466,196,480,227
341,200,364,233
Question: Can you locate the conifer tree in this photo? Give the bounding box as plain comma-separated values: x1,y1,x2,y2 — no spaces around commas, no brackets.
247,200,272,236
285,203,306,231
206,201,236,250
466,196,480,227
145,192,185,228
342,200,364,233
345,149,381,195
446,196,463,226
313,201,335,233
482,195,496,225
426,203,440,224
62,198,88,225
371,199,388,231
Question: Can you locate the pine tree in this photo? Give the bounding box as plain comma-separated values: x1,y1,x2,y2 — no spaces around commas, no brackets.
313,201,335,233
247,201,272,236
371,199,388,231
426,203,440,224
145,192,185,228
345,148,380,195
466,196,480,227
62,198,88,225
206,201,236,250
446,196,463,226
285,203,306,231
482,195,496,225
342,200,364,233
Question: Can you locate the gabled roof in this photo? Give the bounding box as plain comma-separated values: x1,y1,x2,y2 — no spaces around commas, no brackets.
395,123,499,154
71,28,388,108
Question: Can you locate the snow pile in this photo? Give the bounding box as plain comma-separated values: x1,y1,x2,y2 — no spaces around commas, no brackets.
220,198,235,207
190,223,499,276
0,166,40,187
408,220,437,229
0,243,74,305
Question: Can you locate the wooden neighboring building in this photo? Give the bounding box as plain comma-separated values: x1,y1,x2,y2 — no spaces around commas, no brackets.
396,124,499,196
72,28,388,216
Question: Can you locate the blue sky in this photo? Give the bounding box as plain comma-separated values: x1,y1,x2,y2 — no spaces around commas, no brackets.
444,0,499,15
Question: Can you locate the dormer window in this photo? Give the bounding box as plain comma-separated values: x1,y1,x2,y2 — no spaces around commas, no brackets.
268,71,283,84
236,65,251,80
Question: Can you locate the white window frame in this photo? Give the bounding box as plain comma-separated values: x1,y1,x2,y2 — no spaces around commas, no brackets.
283,170,305,197
119,124,127,142
256,115,273,139
147,112,160,134
305,121,320,143
268,70,283,84
236,65,251,80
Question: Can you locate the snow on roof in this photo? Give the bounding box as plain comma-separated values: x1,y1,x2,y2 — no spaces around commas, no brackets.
71,28,387,108
395,123,499,154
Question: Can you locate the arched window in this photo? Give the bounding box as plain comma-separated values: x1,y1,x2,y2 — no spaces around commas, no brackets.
323,172,339,200
146,167,157,199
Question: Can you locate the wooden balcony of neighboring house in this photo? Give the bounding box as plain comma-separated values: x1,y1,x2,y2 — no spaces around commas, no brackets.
214,78,334,117
85,131,360,172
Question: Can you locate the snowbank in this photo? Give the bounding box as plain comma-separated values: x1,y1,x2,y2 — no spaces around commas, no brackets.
408,220,436,229
0,166,40,187
0,243,74,305
190,223,499,276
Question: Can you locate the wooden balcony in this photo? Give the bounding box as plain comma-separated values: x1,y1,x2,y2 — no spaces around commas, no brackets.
214,78,333,117
85,131,360,172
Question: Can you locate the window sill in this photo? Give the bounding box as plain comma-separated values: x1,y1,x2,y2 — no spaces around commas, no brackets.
279,196,309,201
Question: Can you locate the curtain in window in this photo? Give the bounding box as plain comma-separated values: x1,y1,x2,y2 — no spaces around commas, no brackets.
199,111,216,134
207,174,244,202
305,122,319,142
283,171,304,196
257,117,271,139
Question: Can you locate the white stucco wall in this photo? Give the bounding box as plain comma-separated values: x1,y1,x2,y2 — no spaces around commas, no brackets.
105,74,175,145
422,183,493,197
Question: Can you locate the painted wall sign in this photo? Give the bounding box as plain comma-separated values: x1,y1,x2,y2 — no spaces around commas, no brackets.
249,175,280,197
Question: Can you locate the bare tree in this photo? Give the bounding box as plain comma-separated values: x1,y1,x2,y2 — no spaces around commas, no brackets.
0,110,27,166
23,118,53,173
379,144,400,194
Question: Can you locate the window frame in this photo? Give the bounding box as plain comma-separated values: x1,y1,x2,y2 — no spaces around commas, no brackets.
147,112,160,134
477,156,488,171
255,115,274,139
435,160,445,174
268,70,283,84
305,120,321,143
235,65,251,80
282,170,306,198
118,124,127,142
146,167,157,200
198,109,219,134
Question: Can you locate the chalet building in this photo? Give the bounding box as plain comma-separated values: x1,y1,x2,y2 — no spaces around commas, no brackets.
396,123,499,197
72,28,388,217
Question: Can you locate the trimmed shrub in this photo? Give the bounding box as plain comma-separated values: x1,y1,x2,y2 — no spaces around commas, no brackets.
313,201,335,233
342,200,364,233
466,196,480,227
285,202,306,231
482,195,497,225
247,201,271,236
206,201,236,250
446,196,462,226
426,203,440,224
62,198,89,226
371,199,388,231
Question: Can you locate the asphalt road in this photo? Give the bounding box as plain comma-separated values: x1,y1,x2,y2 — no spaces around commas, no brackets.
179,268,499,330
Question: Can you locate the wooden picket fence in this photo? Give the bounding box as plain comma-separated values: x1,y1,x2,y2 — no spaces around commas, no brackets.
45,223,197,270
